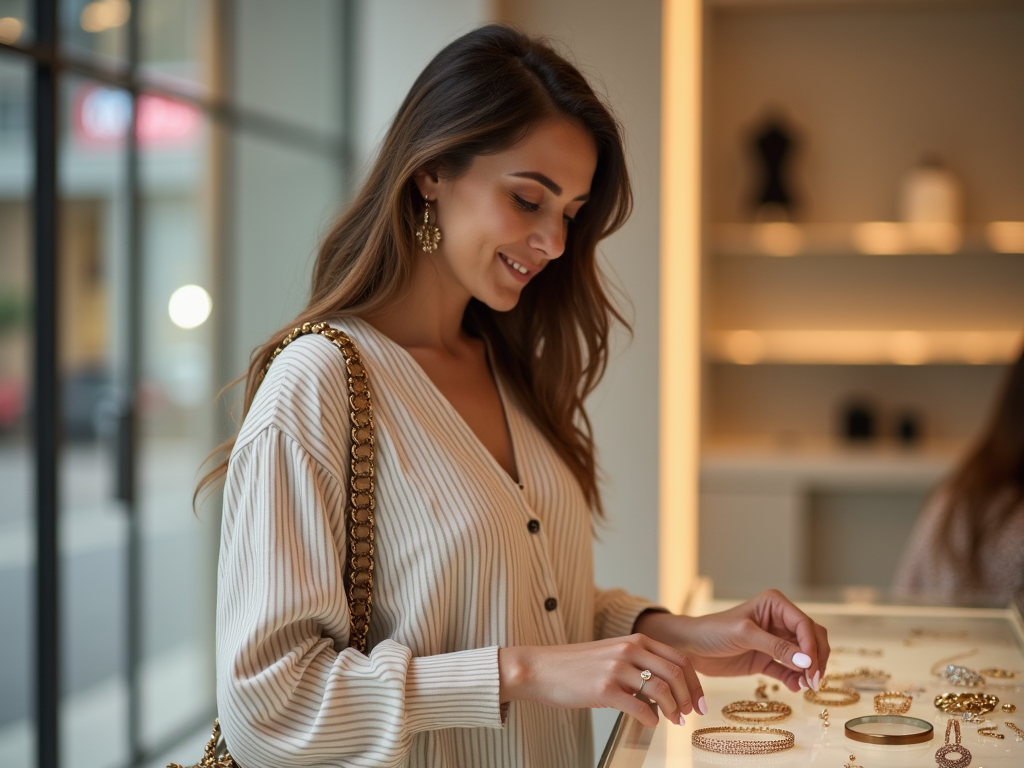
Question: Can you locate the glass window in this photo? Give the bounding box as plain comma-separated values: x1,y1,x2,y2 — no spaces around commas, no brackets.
61,0,130,66
0,51,33,768
138,94,217,750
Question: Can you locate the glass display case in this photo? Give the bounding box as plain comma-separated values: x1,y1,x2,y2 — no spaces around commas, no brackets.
635,590,1024,767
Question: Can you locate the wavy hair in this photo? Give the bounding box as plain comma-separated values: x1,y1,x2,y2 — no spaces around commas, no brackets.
196,25,633,515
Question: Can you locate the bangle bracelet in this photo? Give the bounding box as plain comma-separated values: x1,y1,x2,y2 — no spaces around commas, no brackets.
804,686,860,707
873,691,912,715
844,715,934,745
721,700,793,724
691,726,795,755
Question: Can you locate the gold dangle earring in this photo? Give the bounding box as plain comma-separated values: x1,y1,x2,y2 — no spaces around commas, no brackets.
415,196,442,253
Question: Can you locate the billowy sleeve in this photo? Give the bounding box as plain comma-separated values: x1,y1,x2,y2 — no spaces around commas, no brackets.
216,426,504,768
592,585,666,641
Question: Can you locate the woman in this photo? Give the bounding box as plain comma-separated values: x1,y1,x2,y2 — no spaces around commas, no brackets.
895,343,1024,607
203,26,829,767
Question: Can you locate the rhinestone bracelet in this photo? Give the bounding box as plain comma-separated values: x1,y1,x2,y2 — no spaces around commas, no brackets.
691,726,795,755
721,700,793,724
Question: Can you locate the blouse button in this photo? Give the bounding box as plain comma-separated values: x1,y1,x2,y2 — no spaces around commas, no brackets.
544,597,558,612
527,519,541,533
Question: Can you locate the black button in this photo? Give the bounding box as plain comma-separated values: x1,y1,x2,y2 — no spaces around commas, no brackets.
544,597,558,612
527,519,541,533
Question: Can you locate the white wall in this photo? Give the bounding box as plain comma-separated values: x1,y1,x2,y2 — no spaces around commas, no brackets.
353,0,495,171
498,1,664,606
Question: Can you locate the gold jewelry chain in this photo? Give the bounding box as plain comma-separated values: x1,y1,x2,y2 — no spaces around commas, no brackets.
260,322,378,653
933,692,998,715
691,726,795,755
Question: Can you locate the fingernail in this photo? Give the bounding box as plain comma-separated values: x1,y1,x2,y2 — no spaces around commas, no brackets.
678,713,686,727
798,677,809,691
812,670,821,691
697,696,708,715
793,652,812,668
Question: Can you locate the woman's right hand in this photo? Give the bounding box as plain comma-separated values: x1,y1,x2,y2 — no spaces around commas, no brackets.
498,634,705,728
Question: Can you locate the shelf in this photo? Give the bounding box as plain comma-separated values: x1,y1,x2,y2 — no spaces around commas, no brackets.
710,222,1024,258
706,329,1022,365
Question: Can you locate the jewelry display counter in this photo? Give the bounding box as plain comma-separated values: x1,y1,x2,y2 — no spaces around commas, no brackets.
637,594,1024,767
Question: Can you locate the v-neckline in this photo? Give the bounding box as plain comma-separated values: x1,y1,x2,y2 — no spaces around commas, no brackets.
348,317,523,489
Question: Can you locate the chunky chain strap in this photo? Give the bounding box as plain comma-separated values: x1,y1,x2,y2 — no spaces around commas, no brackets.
169,322,377,768
260,321,377,653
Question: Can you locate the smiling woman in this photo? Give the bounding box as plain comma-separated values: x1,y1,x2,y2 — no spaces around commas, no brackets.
194,24,830,768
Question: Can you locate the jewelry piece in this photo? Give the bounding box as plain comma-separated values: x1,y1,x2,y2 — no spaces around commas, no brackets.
829,667,891,689
1005,721,1024,741
981,668,1019,679
934,692,998,716
874,691,912,715
721,700,792,724
804,685,860,707
978,725,1003,739
844,715,934,745
944,665,985,687
960,712,987,726
818,707,829,727
834,646,883,656
690,726,794,755
638,668,652,693
414,197,442,253
1002,703,1016,713
849,756,855,761
754,680,769,700
935,718,971,768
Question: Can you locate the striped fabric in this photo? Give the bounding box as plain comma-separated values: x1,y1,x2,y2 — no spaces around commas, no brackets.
216,316,661,767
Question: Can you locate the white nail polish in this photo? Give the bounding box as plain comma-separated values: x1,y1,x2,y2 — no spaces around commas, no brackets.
812,670,821,692
798,677,808,691
793,652,812,669
678,713,686,727
697,696,708,715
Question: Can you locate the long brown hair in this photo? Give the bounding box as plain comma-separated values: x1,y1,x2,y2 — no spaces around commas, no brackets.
196,25,632,514
936,342,1024,583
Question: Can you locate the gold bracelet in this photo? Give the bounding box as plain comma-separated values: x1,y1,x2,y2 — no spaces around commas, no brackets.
721,700,793,724
934,692,998,715
873,691,912,715
691,726,795,755
981,668,1019,679
804,686,860,707
1006,721,1024,741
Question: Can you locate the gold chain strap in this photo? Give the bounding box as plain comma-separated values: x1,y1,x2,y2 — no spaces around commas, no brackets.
169,322,377,768
260,321,377,653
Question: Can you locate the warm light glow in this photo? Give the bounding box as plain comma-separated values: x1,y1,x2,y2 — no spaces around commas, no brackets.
986,221,1024,253
660,0,702,612
853,221,961,255
707,330,1022,365
724,330,765,364
0,17,23,44
853,222,906,255
168,285,212,329
887,331,929,365
906,222,961,254
753,221,803,257
80,0,130,33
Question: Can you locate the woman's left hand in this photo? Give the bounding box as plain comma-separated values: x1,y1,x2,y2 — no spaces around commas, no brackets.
632,589,829,693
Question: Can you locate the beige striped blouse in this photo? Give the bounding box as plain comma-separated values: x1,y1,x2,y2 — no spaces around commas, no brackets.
216,316,660,767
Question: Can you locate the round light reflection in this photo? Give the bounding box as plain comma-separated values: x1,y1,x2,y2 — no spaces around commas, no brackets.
168,285,212,329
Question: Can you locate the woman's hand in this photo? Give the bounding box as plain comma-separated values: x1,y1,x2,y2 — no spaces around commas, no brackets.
633,589,830,693
498,634,706,728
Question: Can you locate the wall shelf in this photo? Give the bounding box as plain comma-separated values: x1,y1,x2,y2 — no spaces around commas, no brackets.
705,329,1023,365
710,222,1024,258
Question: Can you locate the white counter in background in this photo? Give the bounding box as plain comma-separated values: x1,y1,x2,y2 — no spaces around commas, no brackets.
699,443,960,598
